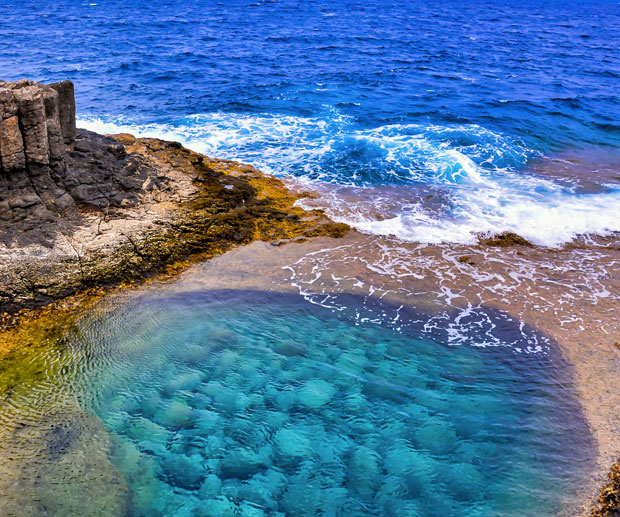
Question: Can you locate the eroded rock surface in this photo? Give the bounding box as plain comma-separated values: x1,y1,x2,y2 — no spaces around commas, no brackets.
0,80,77,228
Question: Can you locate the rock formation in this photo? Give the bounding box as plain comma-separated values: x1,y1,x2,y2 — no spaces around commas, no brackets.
0,79,348,314
0,80,76,223
0,80,155,245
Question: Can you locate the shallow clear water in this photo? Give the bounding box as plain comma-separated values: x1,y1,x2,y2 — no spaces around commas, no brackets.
34,289,589,516
1,0,619,245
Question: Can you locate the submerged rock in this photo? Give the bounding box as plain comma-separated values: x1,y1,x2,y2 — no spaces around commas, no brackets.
0,390,129,517
161,453,206,490
414,415,458,455
444,462,485,501
377,475,408,500
218,446,272,480
178,343,211,366
273,339,308,357
199,380,239,411
238,502,267,517
195,409,222,434
297,379,336,409
125,416,170,450
382,499,424,517
273,427,312,464
155,399,195,429
278,479,322,517
383,444,437,496
199,473,223,498
237,477,278,510
346,445,381,498
335,350,368,376
195,496,237,517
162,370,203,396
269,386,298,412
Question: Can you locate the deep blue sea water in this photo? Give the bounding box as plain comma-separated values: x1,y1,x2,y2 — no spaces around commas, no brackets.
2,0,620,245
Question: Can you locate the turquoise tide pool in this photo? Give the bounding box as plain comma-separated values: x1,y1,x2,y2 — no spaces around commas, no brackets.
41,289,593,516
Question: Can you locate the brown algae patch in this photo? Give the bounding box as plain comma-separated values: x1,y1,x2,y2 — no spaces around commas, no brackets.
481,231,534,248
0,289,104,357
592,457,620,516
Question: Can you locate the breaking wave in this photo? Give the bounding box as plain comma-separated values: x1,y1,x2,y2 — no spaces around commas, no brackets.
79,112,620,247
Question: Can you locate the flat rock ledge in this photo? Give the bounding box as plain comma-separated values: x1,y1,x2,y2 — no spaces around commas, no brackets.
0,79,348,316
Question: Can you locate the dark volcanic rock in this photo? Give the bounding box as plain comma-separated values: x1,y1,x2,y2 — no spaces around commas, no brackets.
50,80,76,144
0,80,150,244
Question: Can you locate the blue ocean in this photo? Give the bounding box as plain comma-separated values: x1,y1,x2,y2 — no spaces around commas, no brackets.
2,0,620,245
1,1,619,516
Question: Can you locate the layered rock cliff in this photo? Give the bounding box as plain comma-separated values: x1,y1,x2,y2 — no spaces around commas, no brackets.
0,80,76,227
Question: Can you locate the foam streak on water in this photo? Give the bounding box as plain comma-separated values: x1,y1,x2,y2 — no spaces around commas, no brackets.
282,236,620,344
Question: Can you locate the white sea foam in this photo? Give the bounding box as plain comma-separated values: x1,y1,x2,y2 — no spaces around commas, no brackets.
338,184,620,247
78,113,620,247
78,111,351,178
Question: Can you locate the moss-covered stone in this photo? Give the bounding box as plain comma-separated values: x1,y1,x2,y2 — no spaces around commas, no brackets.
481,232,534,247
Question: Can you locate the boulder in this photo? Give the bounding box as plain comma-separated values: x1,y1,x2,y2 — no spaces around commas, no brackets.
297,379,336,409
155,399,195,429
161,453,206,490
218,446,272,480
273,427,312,464
199,474,223,498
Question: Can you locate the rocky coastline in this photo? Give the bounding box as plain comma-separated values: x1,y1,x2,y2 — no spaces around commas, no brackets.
0,79,618,516
0,80,350,514
0,79,348,322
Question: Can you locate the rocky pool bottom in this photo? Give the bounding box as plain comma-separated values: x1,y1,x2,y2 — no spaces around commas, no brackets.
0,287,594,516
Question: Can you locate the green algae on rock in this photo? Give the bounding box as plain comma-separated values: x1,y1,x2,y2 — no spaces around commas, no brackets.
481,231,534,248
0,303,129,516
